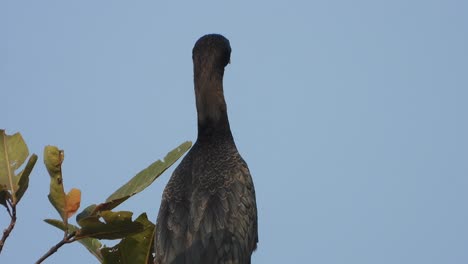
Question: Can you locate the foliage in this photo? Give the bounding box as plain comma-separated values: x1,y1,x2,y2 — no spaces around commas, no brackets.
42,141,191,263
0,129,192,263
0,130,37,253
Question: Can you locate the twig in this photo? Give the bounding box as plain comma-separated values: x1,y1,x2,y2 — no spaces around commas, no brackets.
0,202,16,254
35,231,76,264
5,202,12,218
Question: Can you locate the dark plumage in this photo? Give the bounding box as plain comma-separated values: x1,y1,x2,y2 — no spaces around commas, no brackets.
154,34,258,264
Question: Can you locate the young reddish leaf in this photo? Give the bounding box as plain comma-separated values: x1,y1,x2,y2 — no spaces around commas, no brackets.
66,188,81,218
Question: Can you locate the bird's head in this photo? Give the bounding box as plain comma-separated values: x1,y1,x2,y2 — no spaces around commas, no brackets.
192,34,231,70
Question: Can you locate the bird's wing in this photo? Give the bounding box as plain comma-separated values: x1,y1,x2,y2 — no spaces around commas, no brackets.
188,157,258,264
155,163,191,264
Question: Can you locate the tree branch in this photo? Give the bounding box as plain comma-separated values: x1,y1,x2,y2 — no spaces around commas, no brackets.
5,201,13,218
0,202,16,254
35,232,76,264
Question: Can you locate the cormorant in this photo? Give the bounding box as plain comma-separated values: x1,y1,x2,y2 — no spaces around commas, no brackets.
154,34,258,264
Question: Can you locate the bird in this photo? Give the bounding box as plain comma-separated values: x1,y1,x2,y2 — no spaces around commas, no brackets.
154,34,258,264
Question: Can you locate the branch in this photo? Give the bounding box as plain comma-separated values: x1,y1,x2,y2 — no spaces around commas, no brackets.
5,198,13,218
35,232,76,264
0,202,16,254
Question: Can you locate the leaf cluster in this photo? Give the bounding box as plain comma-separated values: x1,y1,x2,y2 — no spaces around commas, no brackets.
0,129,192,264
42,141,191,263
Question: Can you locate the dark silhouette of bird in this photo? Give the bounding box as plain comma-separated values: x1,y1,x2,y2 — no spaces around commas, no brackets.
154,34,258,264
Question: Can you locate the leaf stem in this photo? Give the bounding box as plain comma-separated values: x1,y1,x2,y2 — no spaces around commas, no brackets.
5,199,13,218
35,231,76,264
0,202,16,254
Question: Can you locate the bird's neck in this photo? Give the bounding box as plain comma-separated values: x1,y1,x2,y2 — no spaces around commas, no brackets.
194,67,233,141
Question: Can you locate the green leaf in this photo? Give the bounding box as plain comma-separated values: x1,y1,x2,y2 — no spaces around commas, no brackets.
101,213,155,264
44,146,67,223
76,204,97,223
75,141,192,222
44,219,104,262
104,141,192,210
15,154,38,203
77,211,144,240
44,219,66,230
0,130,29,203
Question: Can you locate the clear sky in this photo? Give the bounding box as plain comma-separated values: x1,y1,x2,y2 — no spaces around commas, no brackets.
2,1,467,263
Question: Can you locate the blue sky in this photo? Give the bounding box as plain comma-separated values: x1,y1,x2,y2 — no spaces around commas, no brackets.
2,1,468,263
